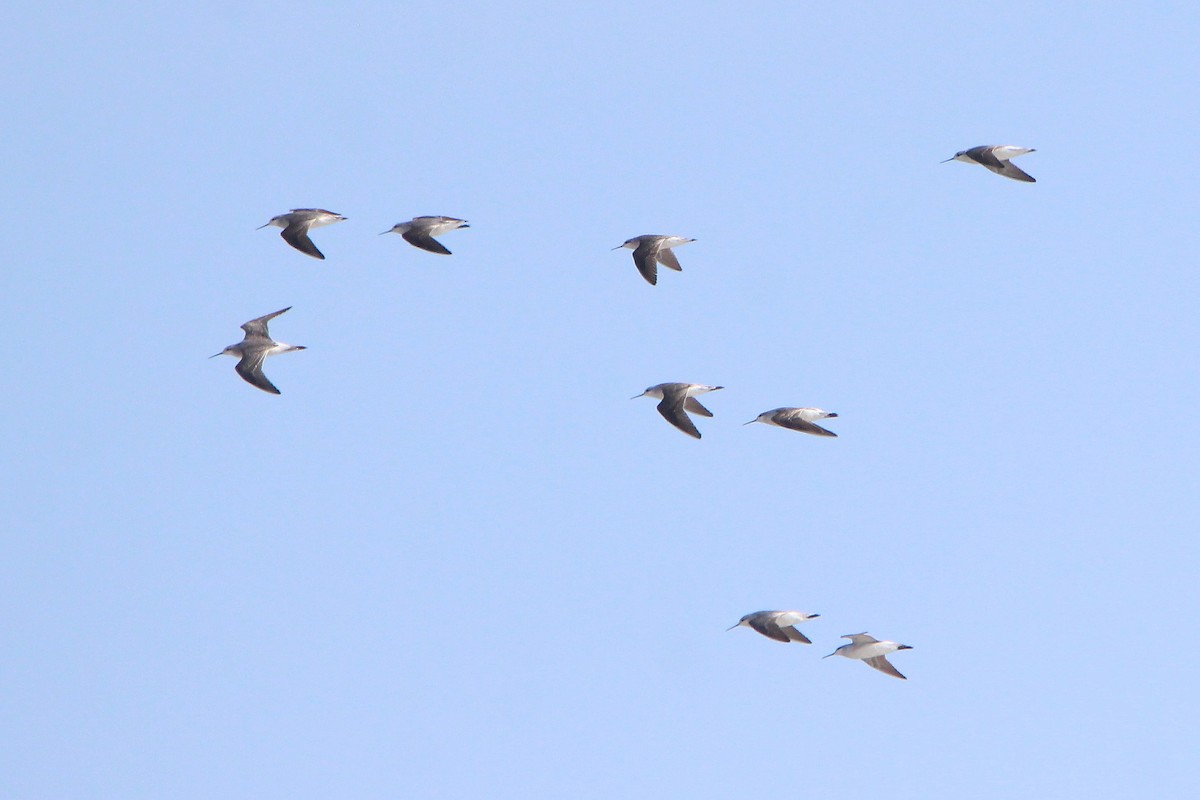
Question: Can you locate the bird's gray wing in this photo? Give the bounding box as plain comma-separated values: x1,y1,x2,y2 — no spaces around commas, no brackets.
656,396,700,439
993,160,1036,182
235,348,281,394
240,307,291,338
844,633,878,644
281,224,325,260
402,229,453,255
632,240,660,285
684,397,713,417
864,655,907,680
748,617,792,643
656,247,683,271
966,146,1004,169
776,415,837,437
781,626,812,644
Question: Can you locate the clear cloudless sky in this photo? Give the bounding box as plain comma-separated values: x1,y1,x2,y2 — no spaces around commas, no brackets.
2,2,1198,797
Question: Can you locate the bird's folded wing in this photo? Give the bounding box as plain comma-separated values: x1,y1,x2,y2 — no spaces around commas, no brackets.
778,416,837,437
782,626,812,644
749,618,792,642
235,351,281,394
864,655,906,680
656,247,683,271
684,397,713,417
656,398,700,438
402,230,453,255
994,160,1036,182
281,225,326,260
971,147,1005,169
633,241,660,285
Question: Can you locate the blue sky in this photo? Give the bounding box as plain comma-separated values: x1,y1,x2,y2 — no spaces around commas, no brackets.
3,2,1198,797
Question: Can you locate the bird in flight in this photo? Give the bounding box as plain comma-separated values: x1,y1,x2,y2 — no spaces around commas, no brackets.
745,407,839,437
614,235,695,285
211,307,305,394
258,209,346,259
824,633,914,679
381,216,470,255
632,383,723,439
942,145,1037,182
728,610,820,644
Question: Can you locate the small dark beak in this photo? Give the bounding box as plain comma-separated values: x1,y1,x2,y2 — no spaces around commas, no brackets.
725,624,739,631
209,352,223,359
939,157,955,164
898,644,913,650
827,413,838,418
809,614,820,618
743,420,757,425
378,230,392,235
611,245,624,250
256,223,270,229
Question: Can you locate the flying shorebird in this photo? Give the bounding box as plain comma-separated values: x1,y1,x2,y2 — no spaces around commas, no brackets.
258,209,346,259
745,407,839,437
613,235,695,285
381,216,469,255
210,307,305,395
824,633,913,680
942,145,1037,182
632,383,723,439
728,610,820,644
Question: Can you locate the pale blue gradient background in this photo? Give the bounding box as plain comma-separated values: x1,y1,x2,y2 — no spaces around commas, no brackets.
3,2,1198,797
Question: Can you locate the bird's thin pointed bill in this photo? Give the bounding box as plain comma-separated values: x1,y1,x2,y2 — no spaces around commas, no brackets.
743,420,757,425
939,157,955,163
725,624,740,631
208,352,223,359
378,230,392,235
255,223,270,229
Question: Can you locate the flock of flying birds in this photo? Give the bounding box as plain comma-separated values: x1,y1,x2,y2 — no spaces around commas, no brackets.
215,144,1038,676
731,612,915,680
